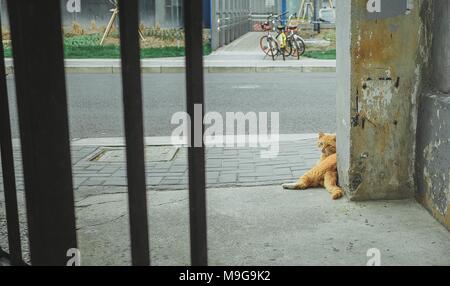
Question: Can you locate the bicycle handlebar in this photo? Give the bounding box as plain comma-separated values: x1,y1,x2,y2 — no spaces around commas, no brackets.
266,11,290,21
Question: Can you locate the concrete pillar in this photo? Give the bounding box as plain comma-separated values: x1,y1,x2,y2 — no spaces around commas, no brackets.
416,0,450,230
336,0,351,193
336,0,433,201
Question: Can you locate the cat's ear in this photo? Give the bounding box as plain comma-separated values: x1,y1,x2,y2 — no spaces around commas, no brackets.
332,135,336,141
319,132,325,139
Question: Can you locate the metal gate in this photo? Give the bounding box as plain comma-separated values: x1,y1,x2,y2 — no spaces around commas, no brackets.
0,0,207,266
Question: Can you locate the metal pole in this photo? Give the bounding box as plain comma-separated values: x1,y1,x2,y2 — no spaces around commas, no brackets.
313,0,321,32
0,13,23,266
118,0,151,266
211,0,219,50
7,0,77,265
184,0,208,266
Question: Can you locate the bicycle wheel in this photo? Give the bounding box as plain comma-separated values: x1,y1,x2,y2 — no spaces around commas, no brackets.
260,35,274,56
291,37,305,59
292,41,301,60
295,36,306,56
268,38,277,61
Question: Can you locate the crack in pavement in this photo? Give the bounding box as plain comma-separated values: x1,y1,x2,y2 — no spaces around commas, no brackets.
151,197,188,207
76,213,127,231
76,199,125,209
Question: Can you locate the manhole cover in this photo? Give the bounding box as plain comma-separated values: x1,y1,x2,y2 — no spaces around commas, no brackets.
88,146,179,163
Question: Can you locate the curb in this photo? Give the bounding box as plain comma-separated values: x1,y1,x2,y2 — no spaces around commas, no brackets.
7,66,336,74
4,59,336,74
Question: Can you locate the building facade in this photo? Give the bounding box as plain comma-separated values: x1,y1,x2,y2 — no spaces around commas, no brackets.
0,0,289,30
0,0,193,29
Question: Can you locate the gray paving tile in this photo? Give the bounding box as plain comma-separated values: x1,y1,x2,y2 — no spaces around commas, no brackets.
219,173,237,183
62,138,322,190
147,177,163,185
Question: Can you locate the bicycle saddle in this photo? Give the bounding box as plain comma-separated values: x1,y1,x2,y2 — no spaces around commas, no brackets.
261,22,271,31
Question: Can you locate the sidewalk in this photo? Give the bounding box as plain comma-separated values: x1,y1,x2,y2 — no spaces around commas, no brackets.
4,57,335,74
3,32,336,74
2,134,320,191
1,135,449,266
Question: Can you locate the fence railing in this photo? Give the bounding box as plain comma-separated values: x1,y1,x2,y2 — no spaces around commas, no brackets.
0,0,207,266
211,0,251,50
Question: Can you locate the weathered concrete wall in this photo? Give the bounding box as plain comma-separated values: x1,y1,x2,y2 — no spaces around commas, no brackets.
416,94,450,230
430,0,450,93
337,0,433,201
416,0,450,230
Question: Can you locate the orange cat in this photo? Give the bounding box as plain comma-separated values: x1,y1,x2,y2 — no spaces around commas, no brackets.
282,133,343,200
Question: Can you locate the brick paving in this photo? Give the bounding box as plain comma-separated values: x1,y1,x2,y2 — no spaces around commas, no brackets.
0,138,320,191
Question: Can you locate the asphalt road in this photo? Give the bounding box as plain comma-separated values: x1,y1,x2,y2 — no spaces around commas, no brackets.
6,72,336,138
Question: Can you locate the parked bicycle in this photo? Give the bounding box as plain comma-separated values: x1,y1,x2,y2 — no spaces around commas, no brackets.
258,12,306,61
259,12,287,61
282,13,306,60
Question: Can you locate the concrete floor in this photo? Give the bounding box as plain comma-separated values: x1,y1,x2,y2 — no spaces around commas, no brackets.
1,185,449,265
72,186,450,266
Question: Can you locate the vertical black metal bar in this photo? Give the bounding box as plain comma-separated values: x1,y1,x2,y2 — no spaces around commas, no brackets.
184,0,208,266
0,14,23,266
118,0,150,266
6,0,77,265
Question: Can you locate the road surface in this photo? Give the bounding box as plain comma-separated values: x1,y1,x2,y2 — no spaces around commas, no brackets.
6,72,336,138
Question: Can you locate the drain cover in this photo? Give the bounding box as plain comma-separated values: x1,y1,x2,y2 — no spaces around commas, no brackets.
88,146,179,163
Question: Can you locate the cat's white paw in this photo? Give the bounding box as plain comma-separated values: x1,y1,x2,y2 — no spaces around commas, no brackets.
282,183,298,190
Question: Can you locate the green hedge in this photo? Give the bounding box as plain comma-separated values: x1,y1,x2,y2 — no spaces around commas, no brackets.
303,49,336,60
